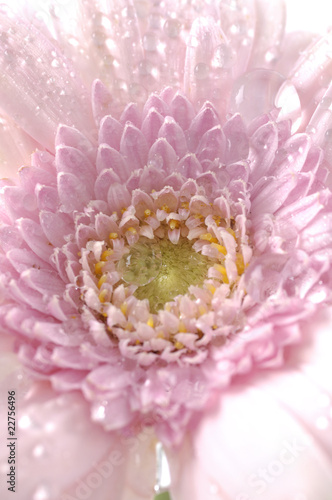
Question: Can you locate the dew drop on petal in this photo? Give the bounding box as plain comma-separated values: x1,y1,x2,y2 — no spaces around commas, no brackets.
32,485,50,500
309,288,327,303
92,30,106,46
194,62,209,80
45,421,56,433
306,126,317,136
32,444,45,458
265,46,279,64
118,240,162,286
325,128,332,140
320,96,332,110
92,403,106,421
212,44,236,69
164,18,181,38
138,59,154,76
187,35,199,48
51,58,60,68
143,32,158,51
19,415,32,429
135,0,150,18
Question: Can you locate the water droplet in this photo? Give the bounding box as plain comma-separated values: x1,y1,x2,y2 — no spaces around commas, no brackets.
102,54,114,67
194,62,209,80
325,128,332,141
45,421,56,433
264,47,279,64
32,444,45,458
187,35,199,48
92,30,106,47
138,59,154,76
118,240,162,286
309,288,327,303
143,32,158,51
164,18,181,38
19,415,32,429
135,0,150,18
4,49,13,62
51,58,60,68
320,96,332,110
212,44,236,69
33,484,50,500
149,12,162,30
92,404,106,421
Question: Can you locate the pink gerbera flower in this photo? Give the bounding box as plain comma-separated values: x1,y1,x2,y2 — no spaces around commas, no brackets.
0,1,332,499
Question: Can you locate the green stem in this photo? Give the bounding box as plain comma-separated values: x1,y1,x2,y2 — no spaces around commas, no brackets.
154,492,171,500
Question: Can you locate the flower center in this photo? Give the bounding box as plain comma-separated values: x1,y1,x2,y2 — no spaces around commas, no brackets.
119,238,212,313
77,185,251,360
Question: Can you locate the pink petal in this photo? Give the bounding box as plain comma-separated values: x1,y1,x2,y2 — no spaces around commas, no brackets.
96,144,127,179
40,211,74,247
120,102,142,128
36,185,59,212
168,307,332,500
0,15,94,149
94,168,121,202
0,379,155,500
0,225,23,252
141,108,164,147
107,183,131,213
184,17,228,109
55,125,96,164
196,125,226,163
98,115,124,150
58,172,93,213
170,93,195,131
248,0,286,68
148,138,178,174
187,103,220,152
143,94,169,119
120,123,148,170
17,218,53,262
91,79,114,126
56,146,96,185
249,121,279,182
218,0,255,78
158,117,187,158
7,248,52,274
223,114,249,164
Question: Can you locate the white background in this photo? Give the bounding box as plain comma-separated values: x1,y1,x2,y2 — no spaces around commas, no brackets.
286,0,332,33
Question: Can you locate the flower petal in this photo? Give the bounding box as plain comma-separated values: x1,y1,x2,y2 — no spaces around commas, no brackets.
0,378,156,500
168,307,332,500
0,13,94,149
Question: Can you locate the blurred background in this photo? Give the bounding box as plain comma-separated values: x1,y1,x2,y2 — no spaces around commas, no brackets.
286,0,332,32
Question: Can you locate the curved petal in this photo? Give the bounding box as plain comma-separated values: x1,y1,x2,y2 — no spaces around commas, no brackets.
0,12,95,150
248,0,286,69
0,374,157,500
168,307,332,500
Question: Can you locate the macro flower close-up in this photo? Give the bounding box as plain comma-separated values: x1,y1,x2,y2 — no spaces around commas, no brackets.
0,0,332,499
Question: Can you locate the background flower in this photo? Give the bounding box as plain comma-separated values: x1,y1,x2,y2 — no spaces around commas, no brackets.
0,1,332,500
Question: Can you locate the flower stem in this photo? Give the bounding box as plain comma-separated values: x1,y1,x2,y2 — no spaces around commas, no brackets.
154,492,171,500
